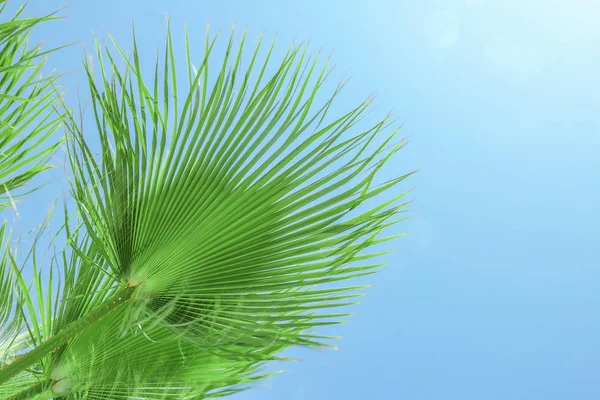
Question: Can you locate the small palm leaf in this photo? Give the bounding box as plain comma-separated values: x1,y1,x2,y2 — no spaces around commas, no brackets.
0,1,63,213
0,222,20,355
66,22,414,359
0,222,47,400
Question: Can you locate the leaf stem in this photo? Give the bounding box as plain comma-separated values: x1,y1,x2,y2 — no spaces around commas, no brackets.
0,286,135,386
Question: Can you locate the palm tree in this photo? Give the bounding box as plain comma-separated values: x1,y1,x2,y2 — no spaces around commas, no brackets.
0,8,415,400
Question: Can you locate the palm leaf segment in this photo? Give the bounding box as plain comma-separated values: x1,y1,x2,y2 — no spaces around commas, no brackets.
0,1,62,213
2,209,280,399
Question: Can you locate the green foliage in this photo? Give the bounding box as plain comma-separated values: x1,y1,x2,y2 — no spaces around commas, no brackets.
0,1,62,213
0,5,414,399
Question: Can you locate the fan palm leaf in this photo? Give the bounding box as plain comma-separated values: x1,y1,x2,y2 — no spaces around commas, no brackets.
0,20,415,398
67,22,413,354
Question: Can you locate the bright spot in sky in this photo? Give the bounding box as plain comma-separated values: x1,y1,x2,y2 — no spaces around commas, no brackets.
425,10,460,50
482,37,540,78
464,0,486,6
420,0,599,79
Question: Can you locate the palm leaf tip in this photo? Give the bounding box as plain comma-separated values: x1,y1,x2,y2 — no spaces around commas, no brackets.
66,23,414,362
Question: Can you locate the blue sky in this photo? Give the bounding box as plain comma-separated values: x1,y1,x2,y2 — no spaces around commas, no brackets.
6,0,600,398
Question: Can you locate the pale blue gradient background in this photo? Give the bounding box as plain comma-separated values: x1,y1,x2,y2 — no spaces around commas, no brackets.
7,0,600,399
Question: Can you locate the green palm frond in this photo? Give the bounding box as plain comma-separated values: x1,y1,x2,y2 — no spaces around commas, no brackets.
0,1,63,213
64,18,412,360
66,22,413,355
0,20,415,398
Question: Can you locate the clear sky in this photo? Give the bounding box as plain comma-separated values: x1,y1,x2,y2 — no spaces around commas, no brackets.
7,0,600,399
